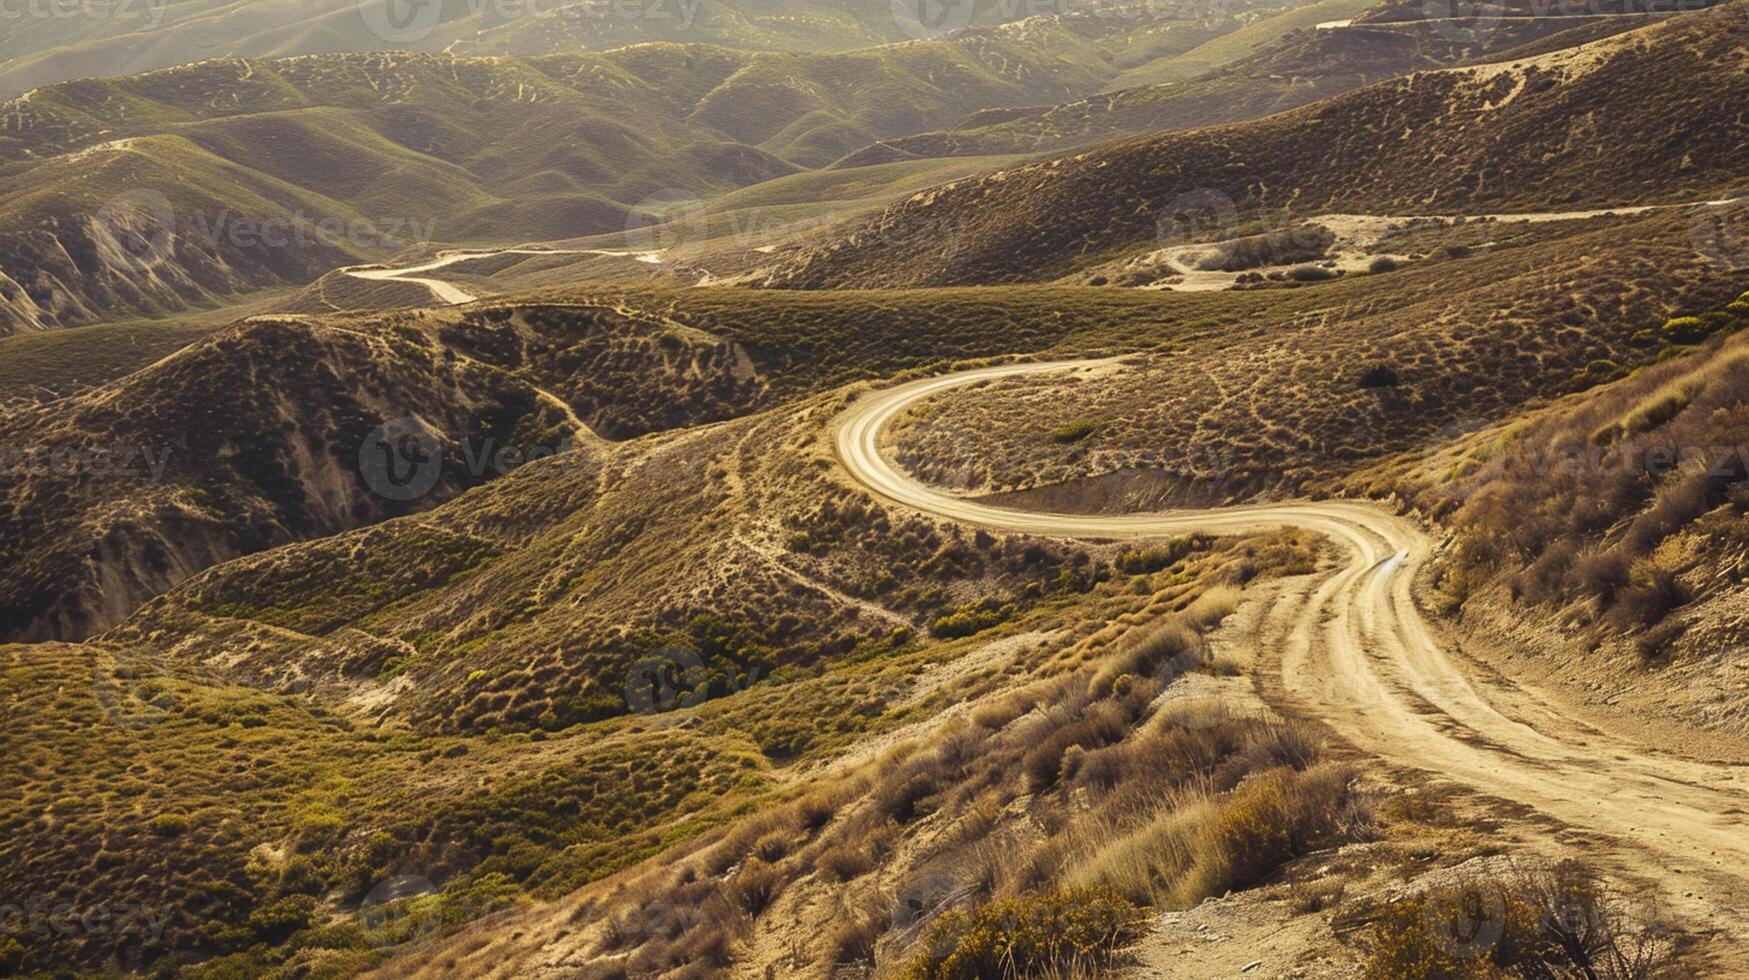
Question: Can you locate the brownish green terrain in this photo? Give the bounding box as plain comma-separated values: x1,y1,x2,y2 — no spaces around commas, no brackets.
4,1,1749,978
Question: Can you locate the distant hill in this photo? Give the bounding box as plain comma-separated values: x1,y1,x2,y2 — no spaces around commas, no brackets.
0,0,1301,97
832,6,1671,167
0,30,1121,334
761,3,1749,288
0,0,997,97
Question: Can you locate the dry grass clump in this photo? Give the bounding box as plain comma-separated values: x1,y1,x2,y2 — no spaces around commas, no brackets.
1087,584,1237,699
1089,620,1202,698
1287,877,1347,913
1066,761,1370,908
900,889,1150,980
1361,860,1675,979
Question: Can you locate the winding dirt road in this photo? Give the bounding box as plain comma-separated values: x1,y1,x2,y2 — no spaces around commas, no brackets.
344,247,662,305
836,359,1749,949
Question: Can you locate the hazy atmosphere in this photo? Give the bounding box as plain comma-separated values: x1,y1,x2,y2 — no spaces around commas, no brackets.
3,0,1749,976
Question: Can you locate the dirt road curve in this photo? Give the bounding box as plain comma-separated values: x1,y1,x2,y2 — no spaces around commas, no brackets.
836,359,1749,947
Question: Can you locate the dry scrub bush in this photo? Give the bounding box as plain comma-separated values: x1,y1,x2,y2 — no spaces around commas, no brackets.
900,889,1149,980
1089,619,1202,698
1363,860,1674,980
1068,762,1370,908
578,578,1366,976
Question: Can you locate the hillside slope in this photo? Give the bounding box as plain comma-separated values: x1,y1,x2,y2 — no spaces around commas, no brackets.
763,4,1749,288
834,6,1653,168
0,301,774,642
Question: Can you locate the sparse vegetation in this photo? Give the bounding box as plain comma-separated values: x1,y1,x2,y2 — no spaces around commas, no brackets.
1362,860,1675,980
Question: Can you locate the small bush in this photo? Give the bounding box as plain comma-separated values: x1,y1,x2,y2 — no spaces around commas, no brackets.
1363,860,1674,979
901,889,1148,980
150,812,190,836
1020,703,1128,791
1051,420,1098,444
1358,363,1401,388
1115,536,1203,575
732,858,782,914
1287,264,1337,282
1368,256,1400,273
931,599,1014,639
815,840,881,885
830,909,888,965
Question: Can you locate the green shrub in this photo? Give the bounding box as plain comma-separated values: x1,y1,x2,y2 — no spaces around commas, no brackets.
902,889,1148,980
1051,420,1098,444
930,599,1014,639
1570,358,1626,388
1660,311,1735,344
1115,536,1204,575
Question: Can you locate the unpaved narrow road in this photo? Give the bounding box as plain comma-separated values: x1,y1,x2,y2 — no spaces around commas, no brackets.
344,247,662,305
836,359,1749,947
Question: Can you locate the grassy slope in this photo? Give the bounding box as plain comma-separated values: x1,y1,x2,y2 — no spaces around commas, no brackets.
1348,285,1749,707
870,209,1748,501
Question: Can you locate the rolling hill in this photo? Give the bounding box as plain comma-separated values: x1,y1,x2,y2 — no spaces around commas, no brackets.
760,3,1749,288
0,0,1021,97
0,4,1309,334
